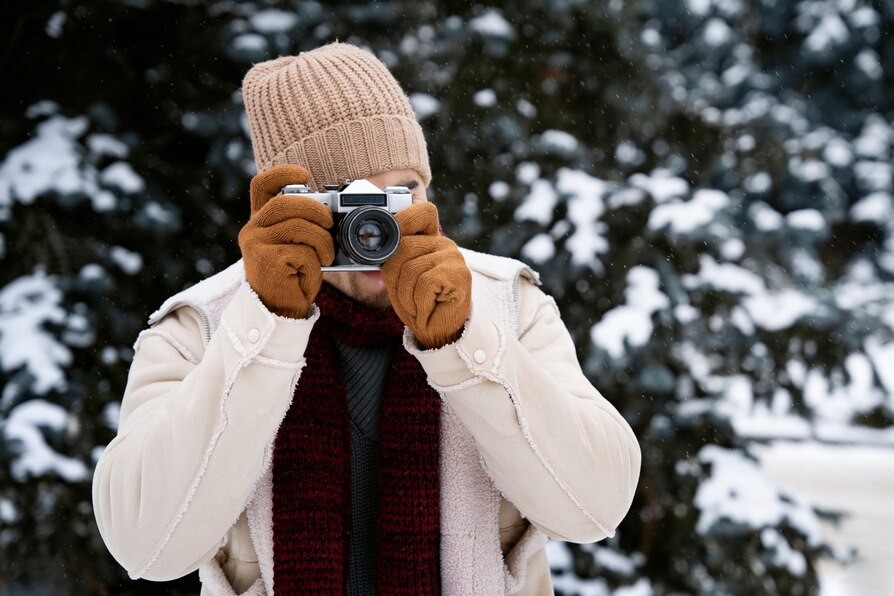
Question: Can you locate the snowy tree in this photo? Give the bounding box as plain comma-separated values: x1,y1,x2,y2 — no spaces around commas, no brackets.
2,0,892,594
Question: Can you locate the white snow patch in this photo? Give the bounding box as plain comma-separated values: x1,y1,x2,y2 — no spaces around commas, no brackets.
797,352,884,425
720,237,745,260
489,181,510,201
682,255,766,295
823,138,853,167
789,158,830,183
750,202,784,231
687,0,711,17
855,116,892,158
250,9,298,33
786,209,826,231
0,115,89,210
101,162,145,194
734,413,812,441
762,528,808,575
704,18,732,46
615,141,645,166
516,162,540,185
641,27,662,47
25,100,59,119
865,338,894,398
516,99,537,118
731,305,755,335
854,161,891,192
744,172,772,194
5,399,88,482
695,445,823,545
141,201,178,227
514,179,557,225
557,168,609,265
45,11,66,38
469,9,515,38
648,188,729,233
590,545,639,576
232,33,267,52
103,401,121,432
473,88,497,108
591,267,669,358
521,233,555,264
855,49,883,80
803,13,850,53
849,6,879,27
409,93,440,120
742,289,818,331
87,134,128,158
0,272,71,394
674,304,699,324
540,130,579,154
850,192,892,223
718,374,754,417
629,169,689,203
608,187,646,209
109,246,144,275
79,264,107,282
0,498,16,522
546,539,572,568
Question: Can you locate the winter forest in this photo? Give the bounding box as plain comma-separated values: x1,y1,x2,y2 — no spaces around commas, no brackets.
2,0,893,594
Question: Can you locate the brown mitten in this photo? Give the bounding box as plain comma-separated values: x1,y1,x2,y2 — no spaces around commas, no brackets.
238,165,334,319
382,202,472,349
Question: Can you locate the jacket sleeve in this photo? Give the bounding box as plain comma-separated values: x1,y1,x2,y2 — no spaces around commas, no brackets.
92,282,316,581
408,278,641,543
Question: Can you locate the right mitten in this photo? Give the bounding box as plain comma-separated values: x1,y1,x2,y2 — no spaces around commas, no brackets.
381,202,472,349
238,164,334,319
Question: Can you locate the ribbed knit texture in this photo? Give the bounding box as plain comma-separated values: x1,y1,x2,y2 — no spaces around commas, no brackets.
348,426,379,596
242,43,431,190
337,341,391,439
272,283,441,595
335,340,393,595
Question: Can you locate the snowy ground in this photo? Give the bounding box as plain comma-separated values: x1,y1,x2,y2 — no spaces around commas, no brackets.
756,440,894,595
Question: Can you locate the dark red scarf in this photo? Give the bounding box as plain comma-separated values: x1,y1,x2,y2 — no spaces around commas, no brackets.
272,282,441,594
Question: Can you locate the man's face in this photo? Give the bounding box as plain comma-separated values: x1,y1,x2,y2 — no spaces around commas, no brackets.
322,168,428,310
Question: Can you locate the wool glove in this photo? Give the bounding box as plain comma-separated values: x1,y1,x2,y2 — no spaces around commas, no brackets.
238,164,335,319
382,202,472,349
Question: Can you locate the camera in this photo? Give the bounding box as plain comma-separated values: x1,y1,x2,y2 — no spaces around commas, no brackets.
280,179,413,271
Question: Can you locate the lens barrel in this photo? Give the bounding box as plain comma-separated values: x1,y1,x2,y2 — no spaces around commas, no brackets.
337,206,401,266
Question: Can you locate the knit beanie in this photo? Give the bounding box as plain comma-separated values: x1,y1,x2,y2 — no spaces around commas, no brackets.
242,43,431,190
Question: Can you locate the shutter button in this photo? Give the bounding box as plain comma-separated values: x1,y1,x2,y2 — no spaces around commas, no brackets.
247,328,261,343
473,349,487,364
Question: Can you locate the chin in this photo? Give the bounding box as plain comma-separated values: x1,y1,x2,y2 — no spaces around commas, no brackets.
354,271,390,306
324,270,392,310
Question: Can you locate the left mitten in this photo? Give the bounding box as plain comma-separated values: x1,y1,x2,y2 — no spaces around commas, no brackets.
382,202,472,349
238,165,335,319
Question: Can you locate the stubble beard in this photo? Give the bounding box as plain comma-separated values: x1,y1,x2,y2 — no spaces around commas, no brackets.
322,271,393,311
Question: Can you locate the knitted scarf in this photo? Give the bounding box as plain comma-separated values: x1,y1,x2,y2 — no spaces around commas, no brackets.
271,282,441,594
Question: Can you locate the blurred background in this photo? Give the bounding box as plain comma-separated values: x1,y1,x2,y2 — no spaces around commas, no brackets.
1,0,893,594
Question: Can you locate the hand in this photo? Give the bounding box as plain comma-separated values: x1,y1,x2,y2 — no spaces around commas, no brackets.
238,165,334,319
382,202,472,349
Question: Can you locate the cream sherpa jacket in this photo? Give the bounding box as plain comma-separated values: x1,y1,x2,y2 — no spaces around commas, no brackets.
93,248,641,595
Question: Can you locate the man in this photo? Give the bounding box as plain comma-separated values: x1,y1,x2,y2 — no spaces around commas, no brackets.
93,42,640,595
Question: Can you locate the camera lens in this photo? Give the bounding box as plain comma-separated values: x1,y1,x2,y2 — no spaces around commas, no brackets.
356,221,385,251
337,206,401,266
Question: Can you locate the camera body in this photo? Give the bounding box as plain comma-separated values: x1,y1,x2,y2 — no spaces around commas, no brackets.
280,179,413,271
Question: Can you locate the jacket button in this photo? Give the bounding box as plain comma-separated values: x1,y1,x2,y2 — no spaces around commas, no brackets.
473,349,487,364
247,328,260,343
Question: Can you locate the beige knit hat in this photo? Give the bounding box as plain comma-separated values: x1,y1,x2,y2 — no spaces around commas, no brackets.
242,43,431,190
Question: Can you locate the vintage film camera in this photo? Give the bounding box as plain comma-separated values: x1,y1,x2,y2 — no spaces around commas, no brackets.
279,179,413,270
